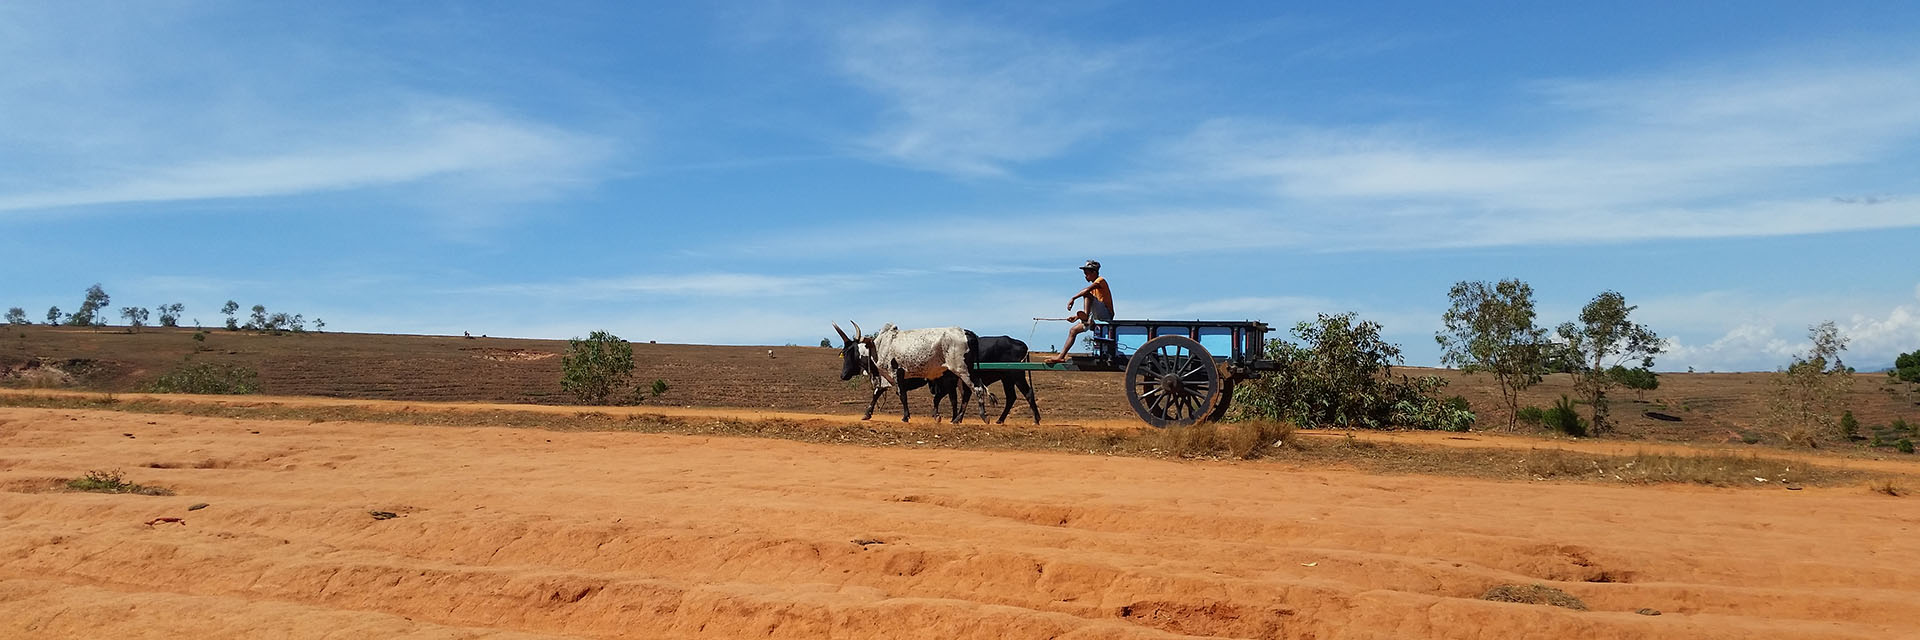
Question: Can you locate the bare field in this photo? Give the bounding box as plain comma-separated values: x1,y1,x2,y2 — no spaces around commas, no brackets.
2,404,1917,639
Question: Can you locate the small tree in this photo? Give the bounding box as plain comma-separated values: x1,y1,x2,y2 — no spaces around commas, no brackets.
820,338,832,348
4,307,25,326
248,305,269,331
1436,279,1547,429
222,300,240,331
314,318,325,332
68,284,110,327
46,306,62,326
119,306,150,332
1607,365,1660,401
1556,291,1662,434
156,303,185,327
1894,349,1920,384
561,330,635,404
1766,321,1853,445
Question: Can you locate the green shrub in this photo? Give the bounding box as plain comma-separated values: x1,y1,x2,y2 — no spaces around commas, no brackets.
1841,411,1860,440
1545,395,1587,437
1232,312,1465,430
1515,406,1546,425
1899,439,1916,454
66,469,172,496
561,330,635,405
142,361,260,394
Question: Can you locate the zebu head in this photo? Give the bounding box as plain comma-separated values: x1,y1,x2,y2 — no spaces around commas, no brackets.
833,321,874,381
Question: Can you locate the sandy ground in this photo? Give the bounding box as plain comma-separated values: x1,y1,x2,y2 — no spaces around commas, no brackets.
3,405,1918,639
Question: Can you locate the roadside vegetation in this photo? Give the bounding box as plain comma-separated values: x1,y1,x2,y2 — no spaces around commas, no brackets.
1228,312,1475,432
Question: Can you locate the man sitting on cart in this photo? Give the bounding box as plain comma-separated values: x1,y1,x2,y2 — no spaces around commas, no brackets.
1046,260,1115,364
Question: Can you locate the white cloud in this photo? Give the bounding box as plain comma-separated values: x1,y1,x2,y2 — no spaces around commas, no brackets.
829,11,1133,177
1128,55,1920,248
1654,288,1920,372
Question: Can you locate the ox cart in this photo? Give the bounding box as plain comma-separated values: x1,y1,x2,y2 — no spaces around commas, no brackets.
975,319,1278,428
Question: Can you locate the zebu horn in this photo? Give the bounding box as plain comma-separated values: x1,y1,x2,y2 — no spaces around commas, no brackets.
850,321,863,341
833,323,852,344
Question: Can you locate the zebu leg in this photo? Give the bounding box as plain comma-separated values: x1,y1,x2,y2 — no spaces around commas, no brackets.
863,386,884,421
895,367,912,422
995,376,1016,424
1017,372,1040,424
953,377,971,423
928,376,955,424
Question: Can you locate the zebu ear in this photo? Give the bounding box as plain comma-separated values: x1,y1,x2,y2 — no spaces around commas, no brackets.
833,323,852,344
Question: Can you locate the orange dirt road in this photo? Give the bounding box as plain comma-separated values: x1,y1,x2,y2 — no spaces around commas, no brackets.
2,406,1916,639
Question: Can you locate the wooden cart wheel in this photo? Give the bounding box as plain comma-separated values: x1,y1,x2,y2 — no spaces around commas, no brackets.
1206,380,1236,422
1125,335,1220,428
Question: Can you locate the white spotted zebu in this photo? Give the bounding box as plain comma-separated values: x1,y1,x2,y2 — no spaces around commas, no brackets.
834,321,988,423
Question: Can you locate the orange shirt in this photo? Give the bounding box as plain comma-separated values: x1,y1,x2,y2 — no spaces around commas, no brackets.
1087,277,1112,305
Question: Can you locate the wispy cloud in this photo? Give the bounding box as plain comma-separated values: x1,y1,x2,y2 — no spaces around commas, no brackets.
0,5,616,219
827,10,1136,177
1125,54,1920,248
451,272,875,300
0,107,609,214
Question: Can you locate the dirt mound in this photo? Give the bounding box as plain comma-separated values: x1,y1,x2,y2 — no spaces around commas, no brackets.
1,405,1916,638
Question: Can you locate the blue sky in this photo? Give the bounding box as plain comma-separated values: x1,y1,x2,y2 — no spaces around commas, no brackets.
4,1,1919,372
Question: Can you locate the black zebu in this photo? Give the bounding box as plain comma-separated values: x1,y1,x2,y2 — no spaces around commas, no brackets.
910,333,1041,425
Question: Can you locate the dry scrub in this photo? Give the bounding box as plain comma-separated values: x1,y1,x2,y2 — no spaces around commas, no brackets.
64,469,173,496
1481,584,1588,611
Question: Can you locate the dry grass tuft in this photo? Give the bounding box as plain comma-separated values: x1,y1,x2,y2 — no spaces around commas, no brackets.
1157,420,1295,459
1870,478,1905,497
1523,449,1820,486
1481,584,1588,611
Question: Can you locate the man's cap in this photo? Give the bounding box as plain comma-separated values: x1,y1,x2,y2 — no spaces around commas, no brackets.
1080,260,1101,271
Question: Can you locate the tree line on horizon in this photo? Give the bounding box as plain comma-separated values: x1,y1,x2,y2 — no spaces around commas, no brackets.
5,284,322,335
